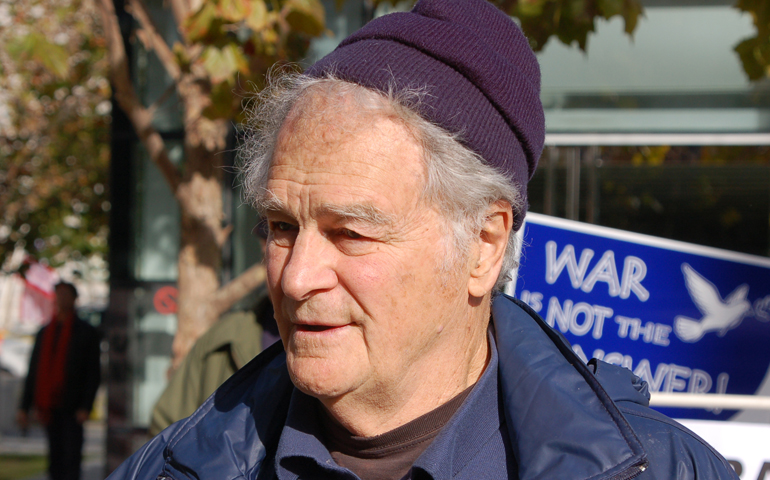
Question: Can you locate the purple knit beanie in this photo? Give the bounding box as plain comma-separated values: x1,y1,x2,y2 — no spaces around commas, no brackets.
306,0,545,231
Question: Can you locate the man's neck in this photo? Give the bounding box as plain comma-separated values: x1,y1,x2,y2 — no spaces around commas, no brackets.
319,303,492,437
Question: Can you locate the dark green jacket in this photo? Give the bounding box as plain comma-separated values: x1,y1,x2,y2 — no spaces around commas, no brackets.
149,311,263,435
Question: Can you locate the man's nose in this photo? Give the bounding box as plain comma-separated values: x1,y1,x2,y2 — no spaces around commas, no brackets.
280,230,338,301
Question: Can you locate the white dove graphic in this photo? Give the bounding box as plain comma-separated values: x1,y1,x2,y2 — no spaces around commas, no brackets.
673,263,751,343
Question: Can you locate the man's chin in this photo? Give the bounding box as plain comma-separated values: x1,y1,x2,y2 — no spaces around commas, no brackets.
286,359,359,400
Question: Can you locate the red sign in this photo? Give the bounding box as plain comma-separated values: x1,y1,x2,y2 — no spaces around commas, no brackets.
153,286,178,314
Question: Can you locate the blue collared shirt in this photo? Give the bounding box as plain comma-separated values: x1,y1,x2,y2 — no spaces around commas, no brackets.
274,332,516,480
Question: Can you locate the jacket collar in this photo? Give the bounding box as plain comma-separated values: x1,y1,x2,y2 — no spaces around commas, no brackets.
492,294,648,480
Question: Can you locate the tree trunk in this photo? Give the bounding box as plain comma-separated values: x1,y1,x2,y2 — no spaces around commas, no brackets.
172,77,230,368
174,194,221,368
98,0,268,369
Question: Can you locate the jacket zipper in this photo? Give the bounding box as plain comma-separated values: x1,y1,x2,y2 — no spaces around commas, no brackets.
608,461,649,480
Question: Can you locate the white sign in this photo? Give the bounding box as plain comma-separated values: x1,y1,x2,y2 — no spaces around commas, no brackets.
679,420,770,479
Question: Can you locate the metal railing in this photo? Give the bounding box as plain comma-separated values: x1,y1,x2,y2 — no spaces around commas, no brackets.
649,393,770,410
544,133,770,146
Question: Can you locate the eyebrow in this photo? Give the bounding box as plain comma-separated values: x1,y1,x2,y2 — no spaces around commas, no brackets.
317,203,395,227
256,191,395,227
255,192,286,216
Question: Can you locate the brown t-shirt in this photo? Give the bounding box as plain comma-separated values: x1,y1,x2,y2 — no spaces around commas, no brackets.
319,386,474,480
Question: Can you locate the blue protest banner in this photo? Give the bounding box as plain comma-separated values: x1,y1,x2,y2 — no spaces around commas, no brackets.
510,213,770,420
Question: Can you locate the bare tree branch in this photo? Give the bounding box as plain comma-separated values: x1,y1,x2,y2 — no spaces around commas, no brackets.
146,82,177,118
211,263,267,317
96,0,182,194
127,0,182,82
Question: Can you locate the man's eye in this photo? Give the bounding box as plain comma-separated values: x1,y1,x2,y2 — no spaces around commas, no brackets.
272,221,297,232
341,229,363,239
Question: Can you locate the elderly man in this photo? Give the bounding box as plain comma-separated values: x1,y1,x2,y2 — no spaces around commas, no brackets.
110,0,738,479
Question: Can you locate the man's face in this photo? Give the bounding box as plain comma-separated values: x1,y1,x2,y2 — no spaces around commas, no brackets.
263,97,472,405
54,285,76,316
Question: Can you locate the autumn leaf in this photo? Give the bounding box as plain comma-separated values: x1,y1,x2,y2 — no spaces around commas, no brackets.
284,0,325,37
735,37,766,81
183,1,219,43
597,0,622,19
246,0,269,31
201,44,249,84
219,0,249,23
622,0,643,35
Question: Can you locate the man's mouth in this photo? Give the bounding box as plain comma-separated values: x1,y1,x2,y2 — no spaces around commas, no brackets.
296,324,344,332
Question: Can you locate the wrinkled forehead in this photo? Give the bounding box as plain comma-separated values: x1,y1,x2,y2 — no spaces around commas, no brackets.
263,91,432,224
280,85,422,157
271,92,424,179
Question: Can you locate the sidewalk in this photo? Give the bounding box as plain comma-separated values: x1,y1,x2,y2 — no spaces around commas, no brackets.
0,420,106,480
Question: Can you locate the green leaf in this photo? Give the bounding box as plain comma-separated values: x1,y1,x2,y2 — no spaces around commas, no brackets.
38,48,70,79
734,0,752,13
622,0,643,36
567,0,587,19
597,0,622,19
284,0,326,37
173,42,191,70
736,0,770,30
8,33,70,79
201,44,249,84
183,2,219,43
203,82,237,119
219,0,248,22
260,27,280,55
246,0,269,31
517,0,546,18
735,37,766,81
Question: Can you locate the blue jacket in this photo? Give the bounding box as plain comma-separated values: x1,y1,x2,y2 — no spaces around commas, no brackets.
108,295,738,480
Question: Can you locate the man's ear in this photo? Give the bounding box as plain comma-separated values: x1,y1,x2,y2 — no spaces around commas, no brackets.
468,201,513,298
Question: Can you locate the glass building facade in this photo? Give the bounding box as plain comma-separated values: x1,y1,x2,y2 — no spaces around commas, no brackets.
535,0,770,259
105,0,770,467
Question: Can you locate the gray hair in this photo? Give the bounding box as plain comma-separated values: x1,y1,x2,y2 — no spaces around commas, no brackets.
239,72,524,291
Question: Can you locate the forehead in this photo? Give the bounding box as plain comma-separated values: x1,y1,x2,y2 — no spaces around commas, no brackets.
266,94,426,212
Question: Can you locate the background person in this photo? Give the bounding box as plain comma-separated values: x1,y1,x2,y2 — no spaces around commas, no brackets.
17,281,101,480
148,293,277,435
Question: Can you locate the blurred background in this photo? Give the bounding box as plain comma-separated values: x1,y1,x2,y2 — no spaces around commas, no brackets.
3,0,770,478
